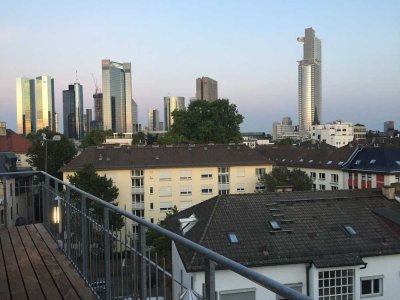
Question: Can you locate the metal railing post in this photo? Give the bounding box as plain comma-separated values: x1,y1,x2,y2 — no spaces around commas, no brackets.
205,259,216,300
140,226,147,300
104,207,112,300
81,195,88,278
66,187,71,257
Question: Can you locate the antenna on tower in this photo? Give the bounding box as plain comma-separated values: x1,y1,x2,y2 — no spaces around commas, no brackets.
75,70,78,83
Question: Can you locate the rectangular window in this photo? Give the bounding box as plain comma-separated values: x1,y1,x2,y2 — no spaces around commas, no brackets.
237,183,245,192
255,168,266,176
159,186,172,197
180,185,192,196
159,171,171,181
132,178,143,187
331,186,339,190
361,276,383,297
318,269,354,299
180,170,192,180
331,174,338,183
150,203,154,210
276,283,303,300
255,182,265,192
201,185,213,194
160,201,172,211
310,172,316,180
131,169,144,177
0,209,3,225
201,169,213,179
236,168,245,177
149,187,154,194
218,167,229,174
319,184,325,190
362,174,366,181
312,184,316,190
319,173,325,180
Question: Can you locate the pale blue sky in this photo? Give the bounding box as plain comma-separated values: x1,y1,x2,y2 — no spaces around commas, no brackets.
1,0,399,133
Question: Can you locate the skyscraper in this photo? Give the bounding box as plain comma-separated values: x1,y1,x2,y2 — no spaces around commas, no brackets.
102,59,133,133
297,28,321,138
164,96,185,131
62,83,84,139
148,108,160,131
85,109,92,133
196,77,218,101
16,77,36,136
93,92,103,122
36,76,56,131
132,99,138,132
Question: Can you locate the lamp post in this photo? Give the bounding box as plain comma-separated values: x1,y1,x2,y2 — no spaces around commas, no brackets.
42,133,61,173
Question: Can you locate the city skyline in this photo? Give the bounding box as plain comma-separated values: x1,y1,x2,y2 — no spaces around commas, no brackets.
1,1,399,133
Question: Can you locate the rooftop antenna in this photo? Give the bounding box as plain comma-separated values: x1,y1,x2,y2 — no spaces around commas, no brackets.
75,70,78,83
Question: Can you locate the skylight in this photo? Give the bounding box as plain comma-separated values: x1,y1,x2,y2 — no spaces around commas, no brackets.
355,160,362,165
344,225,357,236
326,161,332,165
309,160,314,163
299,159,304,162
396,161,400,166
227,232,239,243
370,159,376,164
338,161,344,166
269,220,281,230
179,214,198,235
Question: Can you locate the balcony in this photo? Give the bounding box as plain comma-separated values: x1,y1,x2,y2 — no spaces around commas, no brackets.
132,201,145,210
218,183,230,190
0,170,311,300
131,186,144,194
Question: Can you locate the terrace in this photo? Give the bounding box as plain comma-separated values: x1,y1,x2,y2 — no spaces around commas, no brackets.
0,170,311,300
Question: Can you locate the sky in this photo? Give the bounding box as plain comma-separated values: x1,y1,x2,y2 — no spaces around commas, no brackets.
1,0,399,133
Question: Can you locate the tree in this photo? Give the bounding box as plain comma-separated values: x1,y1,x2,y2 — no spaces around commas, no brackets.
67,164,123,230
27,128,77,178
260,167,312,192
168,99,244,144
131,132,146,145
81,129,113,148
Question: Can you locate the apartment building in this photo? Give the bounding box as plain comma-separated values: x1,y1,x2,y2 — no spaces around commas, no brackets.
0,122,32,168
62,144,272,226
308,121,354,148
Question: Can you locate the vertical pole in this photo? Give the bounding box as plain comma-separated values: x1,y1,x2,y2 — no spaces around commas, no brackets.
66,187,71,258
2,176,7,228
140,226,147,300
45,140,48,174
163,258,166,300
81,195,88,279
104,207,111,300
44,175,50,229
204,259,216,300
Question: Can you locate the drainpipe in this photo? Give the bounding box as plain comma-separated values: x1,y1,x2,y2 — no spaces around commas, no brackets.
306,263,312,296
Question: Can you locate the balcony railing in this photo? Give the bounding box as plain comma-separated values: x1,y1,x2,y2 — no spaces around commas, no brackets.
0,170,311,300
131,186,144,194
132,201,145,210
218,183,230,190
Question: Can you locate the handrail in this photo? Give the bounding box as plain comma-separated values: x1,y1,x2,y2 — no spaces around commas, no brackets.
1,170,313,300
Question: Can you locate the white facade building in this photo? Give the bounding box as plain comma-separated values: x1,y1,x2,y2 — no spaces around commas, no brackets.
309,121,354,148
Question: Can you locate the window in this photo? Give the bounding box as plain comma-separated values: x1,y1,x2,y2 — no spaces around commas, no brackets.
132,178,143,187
367,174,372,181
326,160,332,165
180,201,192,210
201,185,213,194
237,183,245,192
312,184,316,190
149,187,154,194
180,170,192,180
370,159,376,164
396,175,400,183
131,169,144,177
255,168,266,176
309,160,314,163
344,225,357,236
180,185,192,196
319,184,326,190
201,169,213,179
331,186,339,190
150,218,154,223
276,283,303,300
218,167,229,174
361,276,383,297
310,172,316,180
362,174,366,181
318,269,354,299
236,168,245,177
159,186,172,197
160,202,172,211
331,174,338,183
0,209,3,224
150,203,154,210
355,160,362,165
269,220,281,230
255,182,265,192
159,171,171,181
319,173,325,180
220,288,255,300
227,232,239,243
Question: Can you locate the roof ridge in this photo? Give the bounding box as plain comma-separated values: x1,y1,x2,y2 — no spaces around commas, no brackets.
187,195,222,270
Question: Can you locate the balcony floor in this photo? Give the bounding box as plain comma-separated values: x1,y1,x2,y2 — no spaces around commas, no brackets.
0,223,95,300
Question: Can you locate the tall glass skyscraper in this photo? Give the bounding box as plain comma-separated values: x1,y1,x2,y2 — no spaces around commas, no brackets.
102,59,133,133
16,77,36,136
148,108,160,131
298,28,321,138
164,96,185,131
196,77,218,101
62,83,84,139
36,76,56,131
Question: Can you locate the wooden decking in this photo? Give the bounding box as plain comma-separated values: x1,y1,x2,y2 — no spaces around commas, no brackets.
0,224,95,300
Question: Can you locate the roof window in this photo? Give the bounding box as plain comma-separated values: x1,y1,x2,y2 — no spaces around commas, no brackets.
227,232,239,243
326,161,332,165
396,161,400,166
269,220,281,230
299,158,304,162
370,159,376,164
309,160,314,163
355,160,362,165
343,225,357,236
338,161,344,166
282,159,286,162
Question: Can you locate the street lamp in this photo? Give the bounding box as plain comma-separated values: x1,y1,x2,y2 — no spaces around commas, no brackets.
42,133,61,173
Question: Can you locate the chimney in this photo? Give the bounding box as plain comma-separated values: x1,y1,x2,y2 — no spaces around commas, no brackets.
382,186,395,200
0,122,6,136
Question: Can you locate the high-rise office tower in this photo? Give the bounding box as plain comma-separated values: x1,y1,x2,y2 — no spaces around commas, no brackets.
297,28,321,138
132,99,138,133
102,59,133,133
196,77,218,101
85,109,92,133
36,76,56,131
93,92,103,122
16,77,36,136
62,83,84,139
148,108,160,131
164,96,185,131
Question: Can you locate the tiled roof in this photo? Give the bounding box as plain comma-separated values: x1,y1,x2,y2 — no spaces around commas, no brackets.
342,147,400,174
61,144,270,171
166,189,400,272
256,143,357,170
0,130,32,154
